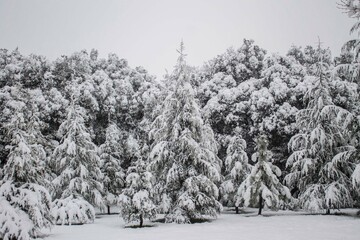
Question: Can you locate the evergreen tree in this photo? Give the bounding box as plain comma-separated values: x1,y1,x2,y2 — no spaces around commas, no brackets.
204,39,266,85
337,0,360,82
0,87,52,239
118,160,156,228
3,115,47,185
200,46,307,172
52,101,104,224
0,182,52,240
236,135,290,215
331,1,360,208
285,43,354,214
148,42,222,223
99,123,125,214
220,130,251,213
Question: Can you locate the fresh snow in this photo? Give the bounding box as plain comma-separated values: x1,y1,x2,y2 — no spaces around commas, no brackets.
44,209,360,240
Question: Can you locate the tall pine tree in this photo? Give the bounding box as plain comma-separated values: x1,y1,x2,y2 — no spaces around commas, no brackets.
285,42,354,214
52,100,104,224
148,42,222,223
0,87,52,239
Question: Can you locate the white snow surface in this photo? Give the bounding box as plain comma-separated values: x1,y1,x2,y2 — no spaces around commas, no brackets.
44,208,360,240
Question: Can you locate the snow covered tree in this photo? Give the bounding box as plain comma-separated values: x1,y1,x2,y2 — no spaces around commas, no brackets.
118,160,156,228
0,48,25,88
220,130,251,213
3,116,47,186
51,195,95,225
236,135,290,215
0,87,52,239
99,122,125,214
199,44,309,173
327,116,360,207
249,52,309,169
203,39,266,85
148,42,222,223
197,40,267,163
0,182,52,240
52,101,104,224
336,0,360,81
200,74,254,161
285,44,354,214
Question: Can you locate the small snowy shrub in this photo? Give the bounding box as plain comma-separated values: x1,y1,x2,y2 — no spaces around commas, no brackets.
99,123,125,213
0,181,52,240
118,161,156,227
51,195,95,225
236,135,291,215
220,132,251,210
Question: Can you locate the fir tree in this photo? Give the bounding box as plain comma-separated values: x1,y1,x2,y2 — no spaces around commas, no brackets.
3,116,47,185
148,42,222,223
337,0,360,81
220,130,251,213
0,87,52,239
118,160,156,228
0,182,53,240
285,42,354,214
52,101,104,224
330,1,360,210
99,122,125,214
236,135,290,215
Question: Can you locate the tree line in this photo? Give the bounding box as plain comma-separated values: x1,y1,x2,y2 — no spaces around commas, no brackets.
0,0,359,238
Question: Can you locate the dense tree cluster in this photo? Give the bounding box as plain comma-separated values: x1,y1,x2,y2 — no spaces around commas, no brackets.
0,1,359,238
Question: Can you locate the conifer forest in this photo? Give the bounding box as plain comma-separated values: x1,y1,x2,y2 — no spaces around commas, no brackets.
0,0,360,240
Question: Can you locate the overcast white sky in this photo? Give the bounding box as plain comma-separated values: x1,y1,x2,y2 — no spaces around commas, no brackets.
0,0,356,78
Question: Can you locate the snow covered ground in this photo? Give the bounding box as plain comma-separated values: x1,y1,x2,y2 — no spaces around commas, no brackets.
44,208,360,240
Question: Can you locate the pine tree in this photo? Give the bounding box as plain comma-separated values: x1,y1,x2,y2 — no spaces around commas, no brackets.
285,42,354,214
118,160,156,228
337,0,360,81
236,135,290,215
220,130,251,213
148,42,222,223
0,87,52,239
3,116,47,185
99,122,125,214
52,101,104,224
0,182,53,240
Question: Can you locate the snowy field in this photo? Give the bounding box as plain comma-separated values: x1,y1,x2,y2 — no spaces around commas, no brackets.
45,209,360,240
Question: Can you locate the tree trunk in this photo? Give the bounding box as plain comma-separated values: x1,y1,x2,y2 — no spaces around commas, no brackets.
258,194,263,215
107,205,111,215
326,208,330,215
326,199,331,215
139,213,143,228
235,206,239,214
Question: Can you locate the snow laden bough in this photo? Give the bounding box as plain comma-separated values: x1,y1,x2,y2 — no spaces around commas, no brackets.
0,181,52,240
51,195,95,225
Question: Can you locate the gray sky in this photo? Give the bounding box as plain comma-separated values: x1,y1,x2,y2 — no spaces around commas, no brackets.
0,0,356,78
